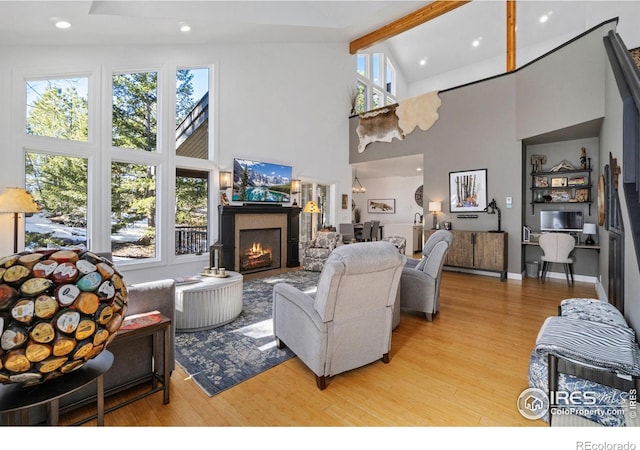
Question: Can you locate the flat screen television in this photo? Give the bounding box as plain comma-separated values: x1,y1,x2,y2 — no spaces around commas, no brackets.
232,158,292,203
540,210,584,232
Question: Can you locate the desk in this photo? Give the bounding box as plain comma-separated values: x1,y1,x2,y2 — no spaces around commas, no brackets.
0,350,113,426
522,241,600,251
353,224,384,241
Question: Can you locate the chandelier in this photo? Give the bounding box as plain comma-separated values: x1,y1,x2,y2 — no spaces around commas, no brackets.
352,169,366,194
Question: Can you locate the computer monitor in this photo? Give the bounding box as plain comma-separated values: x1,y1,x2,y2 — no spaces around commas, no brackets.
540,210,584,232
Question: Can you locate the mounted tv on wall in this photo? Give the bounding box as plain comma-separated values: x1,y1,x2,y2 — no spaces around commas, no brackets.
232,158,292,203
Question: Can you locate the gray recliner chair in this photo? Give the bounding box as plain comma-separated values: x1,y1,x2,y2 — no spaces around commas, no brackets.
272,241,406,389
400,230,453,321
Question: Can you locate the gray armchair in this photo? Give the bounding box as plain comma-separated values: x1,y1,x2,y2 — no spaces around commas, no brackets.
400,230,452,321
273,241,406,389
301,230,342,271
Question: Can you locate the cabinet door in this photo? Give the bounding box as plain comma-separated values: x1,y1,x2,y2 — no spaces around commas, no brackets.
474,232,507,271
446,231,474,268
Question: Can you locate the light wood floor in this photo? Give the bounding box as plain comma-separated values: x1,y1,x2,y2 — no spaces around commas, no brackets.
60,270,596,427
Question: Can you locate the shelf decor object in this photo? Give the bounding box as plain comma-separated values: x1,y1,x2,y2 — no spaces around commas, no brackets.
0,249,128,386
449,168,488,213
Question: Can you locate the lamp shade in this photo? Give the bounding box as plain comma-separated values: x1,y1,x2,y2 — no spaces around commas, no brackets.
291,179,301,194
218,171,232,190
303,200,320,213
583,223,597,234
428,201,442,213
0,187,39,213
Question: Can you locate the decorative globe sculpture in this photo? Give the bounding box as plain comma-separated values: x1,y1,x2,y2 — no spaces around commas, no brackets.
0,249,128,385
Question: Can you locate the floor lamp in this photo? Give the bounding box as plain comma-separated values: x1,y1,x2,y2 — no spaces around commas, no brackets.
303,200,320,240
0,187,40,254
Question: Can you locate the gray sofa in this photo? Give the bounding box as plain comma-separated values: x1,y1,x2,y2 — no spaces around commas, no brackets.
27,277,176,424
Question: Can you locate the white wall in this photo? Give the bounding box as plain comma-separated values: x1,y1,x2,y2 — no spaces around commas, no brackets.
355,175,423,226
0,42,354,283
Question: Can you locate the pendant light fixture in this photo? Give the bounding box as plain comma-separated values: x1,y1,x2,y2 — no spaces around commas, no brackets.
352,169,366,194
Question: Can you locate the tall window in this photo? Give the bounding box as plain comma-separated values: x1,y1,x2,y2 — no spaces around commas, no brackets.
112,71,157,151
25,153,88,249
26,77,89,141
111,162,157,259
21,65,214,265
355,52,396,113
176,68,209,159
175,168,209,255
24,76,90,250
174,67,211,255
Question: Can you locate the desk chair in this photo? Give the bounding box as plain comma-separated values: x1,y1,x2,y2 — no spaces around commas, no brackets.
539,233,575,286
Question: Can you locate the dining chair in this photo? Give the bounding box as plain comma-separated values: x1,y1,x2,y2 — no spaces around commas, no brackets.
360,221,373,242
371,220,380,241
338,223,355,243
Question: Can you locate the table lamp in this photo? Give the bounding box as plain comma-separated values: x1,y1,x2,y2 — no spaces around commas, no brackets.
428,201,441,230
0,187,40,254
582,223,596,245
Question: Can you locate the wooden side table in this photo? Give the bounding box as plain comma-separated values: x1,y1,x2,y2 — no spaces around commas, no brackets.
0,350,114,426
111,314,171,407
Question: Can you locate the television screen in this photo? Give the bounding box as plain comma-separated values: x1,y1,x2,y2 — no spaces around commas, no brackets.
540,210,584,232
232,158,292,203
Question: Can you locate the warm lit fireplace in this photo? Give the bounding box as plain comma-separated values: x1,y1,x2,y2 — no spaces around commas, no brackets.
239,228,281,274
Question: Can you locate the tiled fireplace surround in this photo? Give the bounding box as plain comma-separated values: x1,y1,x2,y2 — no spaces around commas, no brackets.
218,205,301,274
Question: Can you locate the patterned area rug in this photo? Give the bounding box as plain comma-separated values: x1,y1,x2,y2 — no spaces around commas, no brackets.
174,270,320,397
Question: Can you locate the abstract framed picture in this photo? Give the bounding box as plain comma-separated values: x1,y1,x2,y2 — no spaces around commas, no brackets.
449,168,488,213
367,198,395,214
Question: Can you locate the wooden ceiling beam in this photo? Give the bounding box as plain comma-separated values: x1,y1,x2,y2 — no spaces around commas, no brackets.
349,0,472,54
506,0,516,72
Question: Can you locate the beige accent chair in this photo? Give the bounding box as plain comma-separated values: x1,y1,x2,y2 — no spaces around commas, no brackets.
301,231,342,271
539,232,575,285
400,230,453,321
273,241,406,389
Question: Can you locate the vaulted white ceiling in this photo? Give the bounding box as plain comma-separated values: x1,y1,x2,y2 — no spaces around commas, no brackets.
1,1,638,179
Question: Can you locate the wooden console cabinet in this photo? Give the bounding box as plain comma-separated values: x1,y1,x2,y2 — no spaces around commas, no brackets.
424,230,508,281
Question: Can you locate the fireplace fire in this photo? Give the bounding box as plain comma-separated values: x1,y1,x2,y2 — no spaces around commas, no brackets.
241,242,273,271
239,228,281,274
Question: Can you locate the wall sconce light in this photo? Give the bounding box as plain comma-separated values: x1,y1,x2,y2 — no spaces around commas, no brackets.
291,179,301,194
582,223,597,245
428,201,442,230
352,169,366,194
0,187,40,254
219,171,232,190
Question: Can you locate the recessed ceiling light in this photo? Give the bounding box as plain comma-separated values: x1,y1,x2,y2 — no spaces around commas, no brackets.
55,20,71,29
419,57,428,66
416,167,422,172
180,24,191,33
540,11,553,23
472,37,483,47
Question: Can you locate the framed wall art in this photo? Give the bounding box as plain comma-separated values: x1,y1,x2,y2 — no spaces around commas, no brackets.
367,198,395,214
449,168,488,213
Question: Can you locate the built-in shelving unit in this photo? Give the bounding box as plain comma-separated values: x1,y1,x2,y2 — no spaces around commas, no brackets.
529,167,593,215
